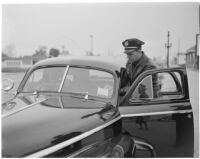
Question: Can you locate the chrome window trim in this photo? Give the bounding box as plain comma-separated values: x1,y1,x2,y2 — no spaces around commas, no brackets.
58,65,69,92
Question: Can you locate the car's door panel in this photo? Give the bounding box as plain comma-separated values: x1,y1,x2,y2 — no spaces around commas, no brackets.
122,112,194,157
119,68,194,157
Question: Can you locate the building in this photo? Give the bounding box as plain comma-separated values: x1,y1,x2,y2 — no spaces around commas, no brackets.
2,57,33,69
2,52,48,70
185,45,199,69
185,34,199,70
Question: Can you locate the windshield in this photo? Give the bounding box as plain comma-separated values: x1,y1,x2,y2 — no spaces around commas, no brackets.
61,67,114,98
22,67,66,92
22,66,115,99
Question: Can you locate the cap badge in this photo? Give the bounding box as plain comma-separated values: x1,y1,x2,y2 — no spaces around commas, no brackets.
124,41,129,47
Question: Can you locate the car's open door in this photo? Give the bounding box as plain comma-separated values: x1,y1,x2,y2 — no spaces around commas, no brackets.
119,67,194,157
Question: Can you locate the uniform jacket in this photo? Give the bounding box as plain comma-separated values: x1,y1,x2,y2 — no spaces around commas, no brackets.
120,52,157,96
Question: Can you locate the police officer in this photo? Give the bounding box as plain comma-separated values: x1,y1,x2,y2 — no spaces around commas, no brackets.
120,38,157,95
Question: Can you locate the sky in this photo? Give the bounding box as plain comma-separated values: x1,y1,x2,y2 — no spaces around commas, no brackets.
2,2,199,60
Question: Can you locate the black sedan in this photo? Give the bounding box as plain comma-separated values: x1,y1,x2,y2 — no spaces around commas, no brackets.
2,56,194,157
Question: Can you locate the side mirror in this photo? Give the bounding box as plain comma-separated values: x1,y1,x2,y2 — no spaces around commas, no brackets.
2,78,14,92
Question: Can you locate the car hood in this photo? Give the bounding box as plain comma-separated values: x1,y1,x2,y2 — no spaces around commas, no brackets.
2,94,118,157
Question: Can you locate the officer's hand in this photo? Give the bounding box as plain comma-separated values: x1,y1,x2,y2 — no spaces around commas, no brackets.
119,86,129,96
119,89,126,96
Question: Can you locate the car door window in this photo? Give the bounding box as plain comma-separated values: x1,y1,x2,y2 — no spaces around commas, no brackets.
131,75,153,99
130,71,183,102
159,73,177,92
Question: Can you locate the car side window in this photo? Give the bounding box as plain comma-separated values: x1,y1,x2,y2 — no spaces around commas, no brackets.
131,75,153,99
130,71,183,102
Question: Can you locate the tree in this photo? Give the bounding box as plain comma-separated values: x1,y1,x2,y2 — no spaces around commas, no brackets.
33,45,47,57
2,44,16,57
2,53,9,61
32,46,48,64
49,48,60,57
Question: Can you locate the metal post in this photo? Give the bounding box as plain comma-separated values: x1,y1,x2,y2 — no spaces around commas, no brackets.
177,39,180,65
165,31,172,68
62,45,65,54
195,34,199,69
90,35,93,55
167,32,170,67
177,53,179,65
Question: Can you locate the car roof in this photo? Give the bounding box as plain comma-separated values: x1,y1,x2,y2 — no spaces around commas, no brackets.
33,55,127,72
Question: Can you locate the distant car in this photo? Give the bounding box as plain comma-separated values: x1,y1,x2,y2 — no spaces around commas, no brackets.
2,56,194,157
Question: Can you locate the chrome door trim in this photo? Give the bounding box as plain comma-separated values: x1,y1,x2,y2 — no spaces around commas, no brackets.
121,109,193,118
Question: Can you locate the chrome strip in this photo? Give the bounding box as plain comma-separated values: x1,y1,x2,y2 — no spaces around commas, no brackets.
131,141,136,156
58,96,64,109
58,65,69,92
114,144,125,156
26,115,122,157
134,140,154,150
2,99,46,119
121,109,193,118
67,142,98,157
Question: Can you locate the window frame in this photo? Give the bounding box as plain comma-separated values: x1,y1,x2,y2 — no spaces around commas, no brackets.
123,69,186,105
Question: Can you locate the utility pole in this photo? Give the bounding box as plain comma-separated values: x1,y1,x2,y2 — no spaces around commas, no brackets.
177,39,180,65
90,35,93,55
165,31,172,68
62,45,65,54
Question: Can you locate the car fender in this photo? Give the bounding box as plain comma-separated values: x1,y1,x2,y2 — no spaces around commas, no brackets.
68,132,156,157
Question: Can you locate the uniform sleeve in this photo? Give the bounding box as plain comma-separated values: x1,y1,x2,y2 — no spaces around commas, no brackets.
120,69,130,88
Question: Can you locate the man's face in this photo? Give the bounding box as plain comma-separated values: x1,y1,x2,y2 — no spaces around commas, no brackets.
126,50,142,62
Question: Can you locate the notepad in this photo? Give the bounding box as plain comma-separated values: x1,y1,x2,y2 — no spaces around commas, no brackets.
97,87,109,97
